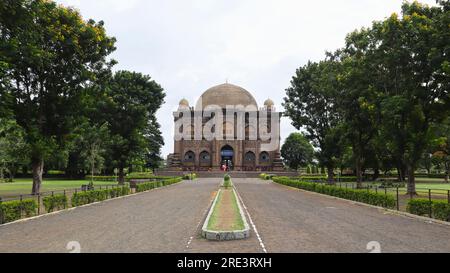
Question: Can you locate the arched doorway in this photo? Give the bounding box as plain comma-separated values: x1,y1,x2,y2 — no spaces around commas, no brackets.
221,145,234,171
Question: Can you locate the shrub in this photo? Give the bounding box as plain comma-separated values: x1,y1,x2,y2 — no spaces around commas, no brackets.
406,199,432,216
43,194,68,213
0,199,37,223
136,177,182,193
406,199,450,221
183,173,197,180
259,173,267,180
433,202,450,221
71,186,130,207
273,177,396,209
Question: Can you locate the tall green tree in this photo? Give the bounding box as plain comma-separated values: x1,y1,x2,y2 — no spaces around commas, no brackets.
0,0,116,194
101,71,165,184
368,2,449,194
0,118,29,181
284,59,344,183
281,132,315,170
338,29,381,188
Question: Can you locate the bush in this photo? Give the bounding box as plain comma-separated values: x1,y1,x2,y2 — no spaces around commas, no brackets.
136,177,183,193
407,199,450,221
259,173,276,180
433,202,450,221
43,194,68,213
223,175,232,188
406,199,432,216
71,186,130,207
273,177,396,209
183,173,197,180
0,199,37,223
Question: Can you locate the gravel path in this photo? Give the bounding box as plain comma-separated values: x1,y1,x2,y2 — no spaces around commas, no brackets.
234,178,450,253
1,178,450,253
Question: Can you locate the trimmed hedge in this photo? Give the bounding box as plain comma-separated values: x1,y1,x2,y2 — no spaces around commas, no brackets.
407,199,450,221
183,173,197,180
0,199,37,223
136,177,182,193
43,194,68,213
71,186,130,207
273,177,396,209
260,173,277,180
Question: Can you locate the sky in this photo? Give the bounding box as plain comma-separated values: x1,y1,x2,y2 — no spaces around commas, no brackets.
57,0,437,157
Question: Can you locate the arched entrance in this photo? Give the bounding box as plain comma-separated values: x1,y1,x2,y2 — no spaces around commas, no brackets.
221,145,234,171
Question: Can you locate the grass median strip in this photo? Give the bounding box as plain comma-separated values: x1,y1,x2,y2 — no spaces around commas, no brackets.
207,189,245,231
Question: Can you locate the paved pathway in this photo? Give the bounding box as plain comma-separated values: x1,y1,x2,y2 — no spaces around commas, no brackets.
1,178,450,253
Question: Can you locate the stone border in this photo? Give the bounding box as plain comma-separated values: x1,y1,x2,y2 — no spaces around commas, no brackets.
273,181,450,227
201,187,251,241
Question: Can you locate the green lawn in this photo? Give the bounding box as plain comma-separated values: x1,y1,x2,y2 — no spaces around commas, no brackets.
0,178,119,198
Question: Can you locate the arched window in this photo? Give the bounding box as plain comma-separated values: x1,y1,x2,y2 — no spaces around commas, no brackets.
184,151,195,162
244,152,256,163
260,152,270,162
200,151,211,163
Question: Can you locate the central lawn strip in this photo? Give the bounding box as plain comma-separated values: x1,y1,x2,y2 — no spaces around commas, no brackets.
207,189,245,231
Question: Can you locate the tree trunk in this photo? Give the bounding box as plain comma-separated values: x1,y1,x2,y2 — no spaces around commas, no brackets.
406,165,417,195
327,167,335,184
118,167,125,185
32,158,44,195
445,162,449,184
355,156,363,189
372,168,380,181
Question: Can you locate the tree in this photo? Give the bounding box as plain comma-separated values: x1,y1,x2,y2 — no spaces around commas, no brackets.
281,132,314,170
368,2,449,194
0,0,116,194
338,28,380,188
431,118,450,183
101,71,165,184
0,118,29,181
284,59,344,183
75,122,110,186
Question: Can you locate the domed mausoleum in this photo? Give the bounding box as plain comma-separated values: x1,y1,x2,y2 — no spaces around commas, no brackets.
168,83,284,172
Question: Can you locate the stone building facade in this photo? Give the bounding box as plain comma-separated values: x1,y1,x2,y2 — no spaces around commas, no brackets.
167,83,284,172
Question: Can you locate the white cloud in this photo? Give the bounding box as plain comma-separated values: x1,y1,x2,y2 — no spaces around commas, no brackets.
56,0,439,157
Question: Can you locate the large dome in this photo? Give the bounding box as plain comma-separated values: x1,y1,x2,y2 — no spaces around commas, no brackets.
195,83,258,110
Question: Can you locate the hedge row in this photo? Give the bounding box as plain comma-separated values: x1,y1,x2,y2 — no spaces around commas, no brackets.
0,199,37,223
136,177,182,193
183,173,197,180
43,195,68,213
407,199,450,221
272,177,396,209
71,186,131,207
260,173,277,180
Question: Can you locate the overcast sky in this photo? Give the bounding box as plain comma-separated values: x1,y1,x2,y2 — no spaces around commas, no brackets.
57,0,437,157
